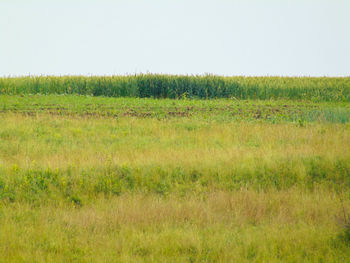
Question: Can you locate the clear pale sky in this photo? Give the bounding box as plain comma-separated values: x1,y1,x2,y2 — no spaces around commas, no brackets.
0,0,349,77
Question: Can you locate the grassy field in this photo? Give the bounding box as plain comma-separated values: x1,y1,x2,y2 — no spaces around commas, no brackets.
0,88,350,261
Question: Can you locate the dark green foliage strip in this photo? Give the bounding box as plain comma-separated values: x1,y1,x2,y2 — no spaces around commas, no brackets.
1,157,349,204
1,75,350,101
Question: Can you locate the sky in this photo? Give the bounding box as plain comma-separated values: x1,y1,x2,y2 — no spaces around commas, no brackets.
0,0,349,77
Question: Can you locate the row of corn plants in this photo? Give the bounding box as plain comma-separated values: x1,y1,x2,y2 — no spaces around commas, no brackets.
0,74,349,101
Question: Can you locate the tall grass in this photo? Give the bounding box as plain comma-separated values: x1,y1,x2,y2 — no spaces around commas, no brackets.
1,191,349,262
1,114,349,203
1,101,350,261
1,75,349,101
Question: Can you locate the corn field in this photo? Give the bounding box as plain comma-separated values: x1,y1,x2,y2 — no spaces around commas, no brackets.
1,75,349,101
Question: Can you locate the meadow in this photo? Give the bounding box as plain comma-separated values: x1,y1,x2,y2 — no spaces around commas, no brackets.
0,76,350,262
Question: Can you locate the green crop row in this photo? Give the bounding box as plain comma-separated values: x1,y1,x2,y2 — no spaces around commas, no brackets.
1,75,349,101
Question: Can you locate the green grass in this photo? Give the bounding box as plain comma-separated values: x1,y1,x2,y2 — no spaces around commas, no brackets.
1,94,350,123
0,95,350,262
1,193,349,262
